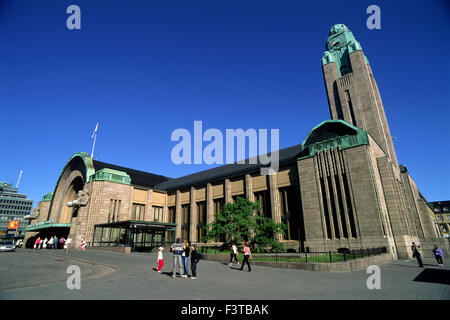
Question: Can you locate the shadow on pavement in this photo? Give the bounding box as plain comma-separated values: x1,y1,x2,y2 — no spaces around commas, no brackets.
413,268,450,285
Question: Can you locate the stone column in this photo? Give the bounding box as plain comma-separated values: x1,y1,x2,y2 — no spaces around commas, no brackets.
332,146,353,238
319,150,336,239
162,193,169,223
269,173,282,241
190,187,197,243
326,148,344,238
225,179,232,203
206,183,214,225
245,174,254,202
175,190,182,239
146,189,153,221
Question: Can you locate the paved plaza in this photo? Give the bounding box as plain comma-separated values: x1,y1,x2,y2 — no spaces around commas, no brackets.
0,248,449,300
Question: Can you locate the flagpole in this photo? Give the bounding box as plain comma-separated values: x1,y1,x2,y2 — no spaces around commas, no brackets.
90,122,99,159
16,170,23,188
90,133,97,159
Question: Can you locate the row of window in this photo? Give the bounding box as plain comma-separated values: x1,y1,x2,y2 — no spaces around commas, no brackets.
0,198,32,205
0,216,26,221
434,207,450,213
436,215,450,221
105,187,303,243
107,200,166,224
0,210,30,215
0,204,32,210
131,204,164,222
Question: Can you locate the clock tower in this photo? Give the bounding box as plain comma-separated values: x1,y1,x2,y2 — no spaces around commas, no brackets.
321,24,398,166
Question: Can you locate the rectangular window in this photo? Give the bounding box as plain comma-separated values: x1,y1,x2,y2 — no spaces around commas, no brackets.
213,198,224,215
132,204,145,221
279,187,302,241
181,204,190,241
153,206,163,222
108,200,114,223
254,191,271,218
345,89,357,127
115,200,121,221
197,202,207,243
168,206,176,224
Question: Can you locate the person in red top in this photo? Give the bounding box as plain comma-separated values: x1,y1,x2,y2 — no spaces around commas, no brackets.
34,237,41,250
240,241,252,272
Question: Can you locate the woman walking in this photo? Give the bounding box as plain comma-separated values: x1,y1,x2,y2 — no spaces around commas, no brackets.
229,242,240,266
182,240,190,278
240,241,252,272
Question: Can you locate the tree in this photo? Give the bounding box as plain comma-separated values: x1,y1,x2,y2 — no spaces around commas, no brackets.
204,197,258,248
204,197,286,252
252,216,287,252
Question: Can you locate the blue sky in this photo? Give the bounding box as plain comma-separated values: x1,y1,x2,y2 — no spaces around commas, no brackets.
0,0,449,206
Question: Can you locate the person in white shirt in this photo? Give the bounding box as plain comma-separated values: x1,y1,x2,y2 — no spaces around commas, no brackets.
229,242,240,266
64,236,72,253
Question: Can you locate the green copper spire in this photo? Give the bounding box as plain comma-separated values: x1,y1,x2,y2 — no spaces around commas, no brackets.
42,192,53,202
321,24,366,77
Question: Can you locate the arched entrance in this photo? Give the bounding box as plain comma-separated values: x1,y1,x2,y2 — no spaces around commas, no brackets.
60,176,84,224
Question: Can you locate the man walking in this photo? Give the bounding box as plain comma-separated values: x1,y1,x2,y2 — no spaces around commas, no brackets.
170,238,184,278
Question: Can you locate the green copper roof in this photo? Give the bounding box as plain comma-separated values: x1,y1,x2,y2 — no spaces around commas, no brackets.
90,168,131,185
321,24,367,77
298,120,369,159
42,192,53,202
62,152,96,182
25,219,71,231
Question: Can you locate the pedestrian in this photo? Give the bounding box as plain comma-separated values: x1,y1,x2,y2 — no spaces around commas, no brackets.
432,245,444,266
48,237,54,249
190,244,200,279
170,238,184,278
411,242,423,267
240,241,252,272
229,241,240,266
80,238,87,251
59,236,65,250
64,236,72,253
157,247,164,273
42,237,48,249
34,237,41,250
182,240,190,278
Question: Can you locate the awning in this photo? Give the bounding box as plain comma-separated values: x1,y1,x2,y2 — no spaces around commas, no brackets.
25,220,71,231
